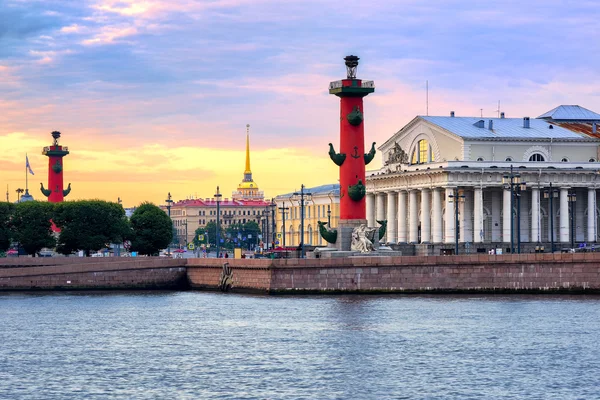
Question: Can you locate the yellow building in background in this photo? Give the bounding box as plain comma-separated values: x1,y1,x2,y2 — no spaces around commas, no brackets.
274,184,340,247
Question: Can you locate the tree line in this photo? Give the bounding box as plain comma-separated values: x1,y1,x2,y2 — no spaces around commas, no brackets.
0,200,173,257
192,220,263,252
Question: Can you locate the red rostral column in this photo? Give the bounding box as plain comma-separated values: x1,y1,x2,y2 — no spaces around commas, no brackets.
41,131,71,202
329,55,375,221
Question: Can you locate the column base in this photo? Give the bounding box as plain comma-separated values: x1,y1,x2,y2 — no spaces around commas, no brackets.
336,219,380,252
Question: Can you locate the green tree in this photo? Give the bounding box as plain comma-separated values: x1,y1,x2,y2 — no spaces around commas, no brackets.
242,221,261,250
0,202,15,252
196,221,224,252
130,202,173,256
54,200,131,256
10,201,56,256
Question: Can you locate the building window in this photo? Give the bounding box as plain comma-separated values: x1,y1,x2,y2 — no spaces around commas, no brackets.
505,157,513,162
430,145,435,162
529,154,545,162
590,158,597,162
419,140,427,163
477,157,484,161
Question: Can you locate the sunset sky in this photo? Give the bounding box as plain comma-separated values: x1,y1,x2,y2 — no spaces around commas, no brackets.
1,0,599,207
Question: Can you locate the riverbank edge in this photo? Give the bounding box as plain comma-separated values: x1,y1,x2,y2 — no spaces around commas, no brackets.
2,253,600,294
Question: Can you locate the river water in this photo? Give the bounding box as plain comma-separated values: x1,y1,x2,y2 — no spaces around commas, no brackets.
1,292,599,399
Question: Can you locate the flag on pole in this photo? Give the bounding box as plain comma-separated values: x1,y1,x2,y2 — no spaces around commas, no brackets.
26,154,35,175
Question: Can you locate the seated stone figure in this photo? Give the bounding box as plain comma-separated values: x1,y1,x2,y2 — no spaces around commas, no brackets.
350,224,378,253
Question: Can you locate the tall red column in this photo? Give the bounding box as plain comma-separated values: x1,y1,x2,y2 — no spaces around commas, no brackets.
41,131,70,203
329,56,375,221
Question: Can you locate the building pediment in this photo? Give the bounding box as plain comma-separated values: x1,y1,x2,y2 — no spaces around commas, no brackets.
378,117,464,169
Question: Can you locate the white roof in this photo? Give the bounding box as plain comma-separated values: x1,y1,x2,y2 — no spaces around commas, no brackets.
537,105,600,121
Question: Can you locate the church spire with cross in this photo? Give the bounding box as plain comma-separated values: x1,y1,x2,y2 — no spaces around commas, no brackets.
233,124,264,200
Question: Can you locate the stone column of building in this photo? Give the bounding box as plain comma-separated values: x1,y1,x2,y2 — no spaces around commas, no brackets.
397,191,407,243
366,193,375,227
588,188,596,243
431,188,443,243
460,190,473,243
503,188,512,243
531,187,540,243
573,188,582,242
559,187,569,243
420,188,431,243
444,187,455,244
409,189,419,243
520,189,530,243
473,187,483,243
491,190,502,242
376,192,386,224
386,191,397,243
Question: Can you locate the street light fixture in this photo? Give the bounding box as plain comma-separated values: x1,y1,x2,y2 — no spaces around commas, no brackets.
270,198,276,249
292,184,312,258
448,188,465,255
165,192,174,255
503,165,527,254
214,186,222,258
262,208,270,250
279,200,289,247
568,189,577,249
543,183,558,253
327,205,332,227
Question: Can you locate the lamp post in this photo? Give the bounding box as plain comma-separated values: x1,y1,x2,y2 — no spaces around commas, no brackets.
116,197,123,257
503,165,527,254
292,184,312,258
448,188,465,255
279,200,289,247
543,183,558,253
165,192,173,255
270,198,276,249
568,190,577,249
263,208,270,250
327,205,332,227
214,186,222,258
182,219,188,249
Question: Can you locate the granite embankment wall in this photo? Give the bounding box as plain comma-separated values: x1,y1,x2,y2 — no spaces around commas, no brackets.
3,253,600,293
187,253,600,293
0,257,187,290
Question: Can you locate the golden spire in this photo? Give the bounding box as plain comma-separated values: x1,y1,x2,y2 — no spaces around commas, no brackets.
244,124,251,174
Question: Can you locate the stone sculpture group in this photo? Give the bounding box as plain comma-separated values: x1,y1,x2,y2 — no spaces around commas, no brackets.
350,224,378,253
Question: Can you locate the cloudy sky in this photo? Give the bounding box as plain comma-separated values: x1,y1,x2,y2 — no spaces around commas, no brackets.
1,0,599,206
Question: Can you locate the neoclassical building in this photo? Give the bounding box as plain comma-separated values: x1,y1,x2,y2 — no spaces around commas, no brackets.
366,105,600,253
274,184,340,248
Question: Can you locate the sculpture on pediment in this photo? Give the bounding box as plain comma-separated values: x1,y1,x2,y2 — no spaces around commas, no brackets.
387,142,408,165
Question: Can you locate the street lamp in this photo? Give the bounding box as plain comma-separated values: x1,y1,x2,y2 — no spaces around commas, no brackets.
214,186,222,258
543,183,558,253
327,205,332,227
448,188,465,255
568,189,577,249
182,219,188,249
503,165,527,254
270,198,276,249
165,192,174,255
279,200,289,247
262,208,270,250
292,184,312,258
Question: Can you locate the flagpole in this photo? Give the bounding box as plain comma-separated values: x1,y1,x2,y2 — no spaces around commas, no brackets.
25,153,28,193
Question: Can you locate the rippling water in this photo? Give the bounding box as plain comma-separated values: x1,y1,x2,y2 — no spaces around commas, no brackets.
1,292,600,399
